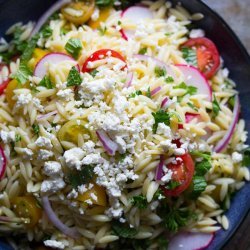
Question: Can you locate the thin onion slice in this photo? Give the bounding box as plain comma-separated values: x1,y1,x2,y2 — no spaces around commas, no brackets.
185,112,200,123
155,155,164,181
96,129,118,156
41,196,80,239
0,146,7,180
168,232,214,250
161,96,173,110
37,110,58,121
30,0,71,36
125,72,133,88
214,95,240,153
151,86,161,96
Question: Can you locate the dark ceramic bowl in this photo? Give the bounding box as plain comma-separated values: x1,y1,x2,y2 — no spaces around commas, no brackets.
0,0,249,249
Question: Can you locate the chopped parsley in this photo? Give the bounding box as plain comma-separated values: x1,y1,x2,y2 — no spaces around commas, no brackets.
65,38,82,59
67,165,94,189
243,147,250,166
155,66,166,78
165,76,174,83
165,32,173,36
129,90,143,98
159,204,192,232
152,110,171,133
95,0,114,7
12,63,32,84
181,47,197,67
39,76,53,89
112,220,137,238
89,69,99,78
146,87,151,98
228,95,235,109
187,102,198,111
15,134,22,142
174,82,197,96
190,151,211,161
131,195,147,209
40,25,52,38
191,176,207,199
212,95,221,117
138,47,147,55
67,66,82,87
98,26,107,36
165,181,180,190
32,124,40,135
195,159,212,176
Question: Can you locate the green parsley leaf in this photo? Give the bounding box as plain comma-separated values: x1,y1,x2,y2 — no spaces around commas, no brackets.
39,76,53,89
12,63,32,84
67,165,94,189
95,0,114,7
228,95,235,109
65,38,82,59
187,102,198,111
138,47,147,55
118,20,122,25
131,195,147,209
182,47,197,67
155,66,166,78
242,147,250,166
165,181,180,190
129,90,143,98
32,124,40,135
98,26,107,36
165,32,173,36
165,76,174,83
20,34,40,62
156,235,169,250
154,189,165,200
152,110,171,133
212,95,221,118
89,69,99,78
174,82,197,96
191,175,207,198
67,66,82,87
112,220,137,238
40,25,52,38
15,134,22,142
195,159,212,176
159,204,191,232
190,151,211,161
146,87,151,98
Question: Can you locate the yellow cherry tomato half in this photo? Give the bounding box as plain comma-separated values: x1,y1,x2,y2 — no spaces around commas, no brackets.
88,8,113,29
28,48,49,70
12,196,42,228
85,205,106,215
58,119,91,145
77,183,107,207
61,0,95,25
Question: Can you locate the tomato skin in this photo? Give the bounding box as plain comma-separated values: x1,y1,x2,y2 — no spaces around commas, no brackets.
181,37,220,79
162,153,195,197
82,49,127,73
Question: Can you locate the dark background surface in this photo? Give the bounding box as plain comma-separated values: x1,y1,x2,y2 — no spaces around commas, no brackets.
0,0,249,249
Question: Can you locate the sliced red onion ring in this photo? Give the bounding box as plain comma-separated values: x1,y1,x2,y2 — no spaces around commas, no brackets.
41,196,80,239
37,110,58,121
125,72,133,88
155,155,164,181
185,113,200,123
168,232,214,250
30,0,71,37
161,96,173,110
214,95,240,153
34,52,79,79
151,86,162,96
96,129,118,156
0,146,7,180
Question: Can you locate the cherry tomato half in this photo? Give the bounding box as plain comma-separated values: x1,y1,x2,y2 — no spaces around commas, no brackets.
82,49,127,73
162,153,195,197
181,37,220,79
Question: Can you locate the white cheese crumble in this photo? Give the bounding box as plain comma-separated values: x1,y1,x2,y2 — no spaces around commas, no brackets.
0,130,15,143
15,93,32,108
44,240,66,249
18,148,33,159
232,152,243,163
189,29,205,38
41,178,66,193
35,136,53,149
156,123,172,137
63,147,85,170
38,149,53,161
44,161,62,177
57,89,73,101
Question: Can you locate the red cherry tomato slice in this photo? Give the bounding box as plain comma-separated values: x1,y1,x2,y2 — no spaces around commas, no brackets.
162,153,195,197
0,64,10,95
181,37,220,79
82,49,127,73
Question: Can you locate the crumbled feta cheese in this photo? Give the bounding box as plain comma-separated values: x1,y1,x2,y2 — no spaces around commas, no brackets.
161,168,173,183
189,29,205,38
38,149,53,161
174,148,185,156
63,147,85,170
0,130,15,143
41,178,66,193
33,97,44,112
44,240,65,249
81,153,103,165
15,93,32,108
82,140,95,154
19,148,33,159
35,136,53,149
44,161,62,177
57,89,73,101
67,189,78,199
232,152,243,163
156,123,172,137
